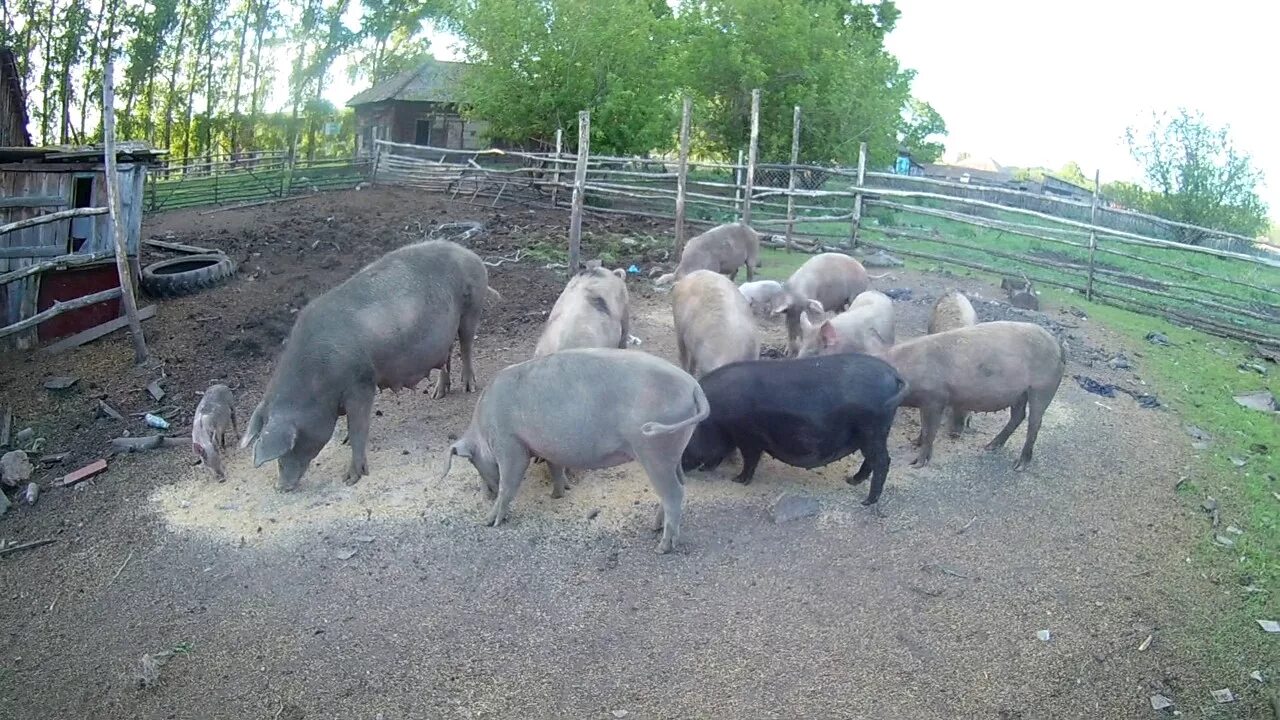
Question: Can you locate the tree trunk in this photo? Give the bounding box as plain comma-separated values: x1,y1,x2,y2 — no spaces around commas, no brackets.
228,0,251,158
163,0,191,152
245,0,269,151
204,26,214,165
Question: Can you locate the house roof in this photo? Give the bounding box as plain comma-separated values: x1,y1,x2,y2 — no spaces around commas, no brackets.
347,59,470,107
0,47,31,147
0,142,165,164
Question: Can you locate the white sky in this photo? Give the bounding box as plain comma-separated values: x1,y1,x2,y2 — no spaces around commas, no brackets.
318,2,1278,214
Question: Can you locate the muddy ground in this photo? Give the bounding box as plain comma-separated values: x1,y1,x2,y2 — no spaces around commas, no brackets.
0,187,1258,719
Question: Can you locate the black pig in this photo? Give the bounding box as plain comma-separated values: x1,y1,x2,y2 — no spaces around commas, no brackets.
682,353,907,505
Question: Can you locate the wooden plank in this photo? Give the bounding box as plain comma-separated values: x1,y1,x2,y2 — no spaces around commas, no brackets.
567,110,590,272
0,405,11,446
784,105,801,253
102,58,149,365
0,196,65,208
0,246,72,259
0,287,122,339
143,238,215,254
40,304,156,354
0,207,109,236
674,96,692,258
742,89,760,226
58,458,108,487
0,251,115,286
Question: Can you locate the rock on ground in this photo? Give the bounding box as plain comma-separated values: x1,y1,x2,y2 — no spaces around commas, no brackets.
770,493,820,524
1,450,33,487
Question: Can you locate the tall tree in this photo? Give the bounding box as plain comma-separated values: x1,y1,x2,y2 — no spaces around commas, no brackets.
1125,108,1269,242
899,99,946,163
451,0,678,154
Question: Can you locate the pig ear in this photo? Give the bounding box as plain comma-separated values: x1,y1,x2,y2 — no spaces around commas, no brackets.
252,419,297,468
772,297,792,315
806,299,825,315
612,268,626,279
193,443,207,461
239,404,265,449
819,321,838,348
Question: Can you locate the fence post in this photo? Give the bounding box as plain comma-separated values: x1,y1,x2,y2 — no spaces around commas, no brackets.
733,149,744,216
568,110,590,272
784,105,801,253
550,127,563,208
850,141,867,248
742,89,760,227
674,96,692,258
1087,169,1100,300
102,58,149,365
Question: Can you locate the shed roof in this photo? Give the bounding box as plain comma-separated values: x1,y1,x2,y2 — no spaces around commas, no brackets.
0,142,165,165
347,59,470,107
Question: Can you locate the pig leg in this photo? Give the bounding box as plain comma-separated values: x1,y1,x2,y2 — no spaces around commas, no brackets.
431,355,452,400
1014,390,1052,470
985,395,1028,453
486,445,531,527
342,384,375,485
910,403,944,468
730,446,763,485
677,335,693,376
458,309,480,393
947,408,968,439
860,439,892,505
548,462,568,499
637,451,685,555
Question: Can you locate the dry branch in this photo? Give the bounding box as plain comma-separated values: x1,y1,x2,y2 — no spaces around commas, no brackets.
0,207,109,236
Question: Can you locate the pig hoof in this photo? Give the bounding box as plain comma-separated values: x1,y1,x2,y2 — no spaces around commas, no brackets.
845,474,866,486
655,540,674,554
909,457,929,469
860,496,879,507
948,431,963,440
730,473,752,485
1013,458,1031,471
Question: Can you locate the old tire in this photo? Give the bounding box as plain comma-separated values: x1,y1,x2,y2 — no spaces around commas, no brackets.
141,254,236,298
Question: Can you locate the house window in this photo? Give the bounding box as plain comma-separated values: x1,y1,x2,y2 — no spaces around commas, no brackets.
68,175,95,252
416,119,432,146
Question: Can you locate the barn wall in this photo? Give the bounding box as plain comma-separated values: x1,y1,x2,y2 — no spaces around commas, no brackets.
1,161,146,350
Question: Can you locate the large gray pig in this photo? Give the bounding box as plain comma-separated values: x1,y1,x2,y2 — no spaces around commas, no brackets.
673,270,759,377
534,266,631,356
241,240,500,491
773,253,882,355
655,222,760,284
439,348,709,553
925,290,978,439
880,321,1065,470
796,290,895,357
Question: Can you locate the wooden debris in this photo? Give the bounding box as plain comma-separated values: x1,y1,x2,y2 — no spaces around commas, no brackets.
110,435,184,454
1138,634,1152,652
1257,619,1280,633
98,400,124,421
43,376,80,390
38,452,69,465
0,538,56,556
1149,694,1173,711
40,305,157,355
1210,688,1235,704
58,458,108,487
142,238,215,255
956,516,977,534
0,406,11,447
21,483,38,505
110,549,134,584
146,381,165,402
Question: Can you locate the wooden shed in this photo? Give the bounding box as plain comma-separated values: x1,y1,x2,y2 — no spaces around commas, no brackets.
0,144,161,350
348,59,498,159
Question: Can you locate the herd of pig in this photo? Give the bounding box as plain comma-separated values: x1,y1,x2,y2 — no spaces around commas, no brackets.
189,221,1066,554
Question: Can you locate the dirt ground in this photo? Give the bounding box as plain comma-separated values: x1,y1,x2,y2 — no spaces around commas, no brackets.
0,187,1254,719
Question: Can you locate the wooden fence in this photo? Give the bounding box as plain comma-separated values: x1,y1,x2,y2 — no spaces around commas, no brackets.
367,100,1279,346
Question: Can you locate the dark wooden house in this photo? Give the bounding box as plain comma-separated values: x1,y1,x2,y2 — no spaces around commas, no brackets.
1,144,161,350
0,47,29,148
348,59,495,158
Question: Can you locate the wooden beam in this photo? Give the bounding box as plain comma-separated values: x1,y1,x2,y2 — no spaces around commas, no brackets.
674,96,692,258
784,105,801,253
567,110,590,272
1087,169,1100,300
550,127,563,208
0,246,77,259
40,305,156,355
0,251,115,286
102,58,149,365
851,142,867,247
143,238,215,254
742,89,760,226
0,207,109,236
0,287,122,339
0,196,65,208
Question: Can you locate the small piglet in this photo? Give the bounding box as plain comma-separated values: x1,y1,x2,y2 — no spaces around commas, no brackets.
656,222,761,284
682,353,908,505
192,384,237,480
882,321,1064,469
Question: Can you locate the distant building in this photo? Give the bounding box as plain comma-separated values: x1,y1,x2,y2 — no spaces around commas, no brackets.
922,155,1013,186
347,59,495,159
1039,174,1094,201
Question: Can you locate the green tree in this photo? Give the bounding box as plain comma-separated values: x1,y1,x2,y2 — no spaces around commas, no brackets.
675,0,922,168
450,0,678,153
899,99,945,163
1056,160,1089,187
1125,109,1269,242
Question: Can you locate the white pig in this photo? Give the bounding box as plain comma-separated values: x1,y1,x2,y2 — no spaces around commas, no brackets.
672,270,759,377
